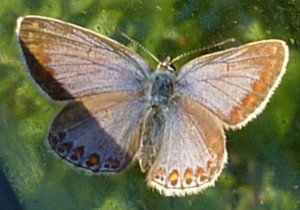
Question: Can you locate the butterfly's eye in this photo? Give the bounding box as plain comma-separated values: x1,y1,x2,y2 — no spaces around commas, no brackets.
167,63,176,72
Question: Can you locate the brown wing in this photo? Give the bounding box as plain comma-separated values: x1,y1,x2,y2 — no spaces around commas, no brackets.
49,91,145,173
16,16,150,100
146,97,226,196
176,40,288,129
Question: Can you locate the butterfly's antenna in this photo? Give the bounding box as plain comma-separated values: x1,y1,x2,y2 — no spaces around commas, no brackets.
118,30,161,64
171,38,236,64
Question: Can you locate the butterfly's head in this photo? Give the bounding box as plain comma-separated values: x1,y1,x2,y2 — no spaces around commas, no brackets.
156,56,176,73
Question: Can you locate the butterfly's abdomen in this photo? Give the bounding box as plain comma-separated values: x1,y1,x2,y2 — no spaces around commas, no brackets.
148,72,175,108
139,107,165,172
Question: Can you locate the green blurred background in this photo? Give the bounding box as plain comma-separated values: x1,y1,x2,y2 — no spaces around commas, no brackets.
0,0,300,209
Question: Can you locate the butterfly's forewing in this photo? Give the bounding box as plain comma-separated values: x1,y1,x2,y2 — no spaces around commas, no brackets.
146,97,226,196
176,40,289,129
16,16,151,100
49,91,145,172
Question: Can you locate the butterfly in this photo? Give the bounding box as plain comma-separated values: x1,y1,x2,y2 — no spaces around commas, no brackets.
16,16,289,196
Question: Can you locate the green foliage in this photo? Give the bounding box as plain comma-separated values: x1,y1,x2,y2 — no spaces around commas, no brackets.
0,0,299,209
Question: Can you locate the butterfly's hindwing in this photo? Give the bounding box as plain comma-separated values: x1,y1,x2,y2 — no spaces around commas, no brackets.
146,97,226,196
49,92,145,173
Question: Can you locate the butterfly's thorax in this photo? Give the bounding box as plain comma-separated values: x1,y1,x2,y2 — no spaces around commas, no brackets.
147,70,176,109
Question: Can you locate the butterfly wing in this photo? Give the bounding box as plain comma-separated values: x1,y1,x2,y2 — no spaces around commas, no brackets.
16,16,150,100
146,97,226,196
49,91,144,173
176,40,289,129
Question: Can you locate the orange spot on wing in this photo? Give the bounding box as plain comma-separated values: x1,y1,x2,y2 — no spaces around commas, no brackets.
36,53,52,64
196,167,209,182
184,168,193,185
87,154,101,167
230,107,245,124
169,170,179,186
70,146,84,161
243,95,258,108
35,54,55,80
196,167,205,177
261,69,274,83
230,93,261,124
253,81,266,93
